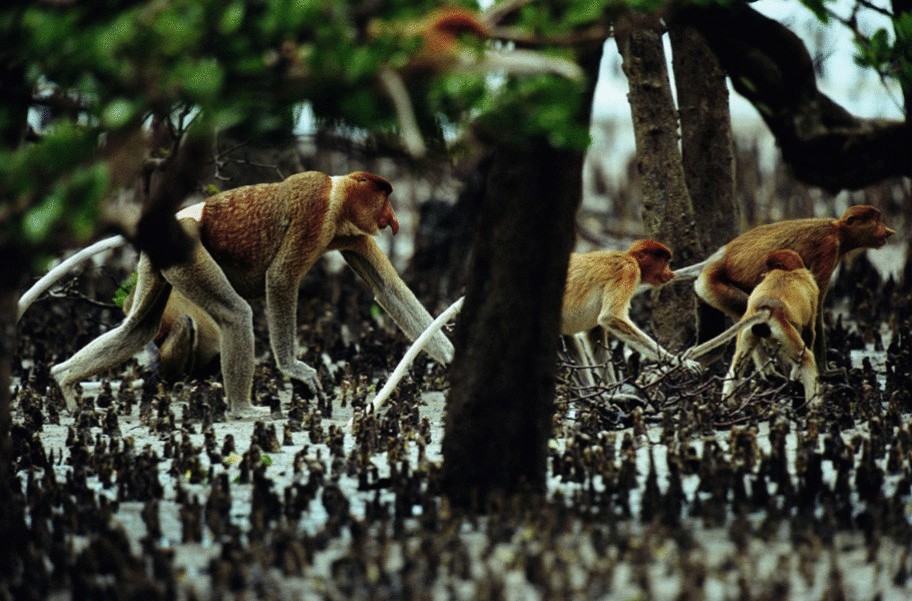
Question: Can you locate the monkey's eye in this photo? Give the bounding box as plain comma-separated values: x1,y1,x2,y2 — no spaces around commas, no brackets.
846,216,857,224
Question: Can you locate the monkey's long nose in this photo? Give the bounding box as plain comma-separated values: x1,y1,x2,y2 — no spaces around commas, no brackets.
386,215,400,235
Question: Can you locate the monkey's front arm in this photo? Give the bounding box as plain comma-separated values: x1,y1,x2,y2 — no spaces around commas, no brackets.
264,263,323,398
340,237,454,365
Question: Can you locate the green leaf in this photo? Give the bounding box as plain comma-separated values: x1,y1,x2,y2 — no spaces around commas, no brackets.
22,190,65,242
113,272,138,308
798,0,831,24
175,58,224,101
102,98,137,129
219,1,246,34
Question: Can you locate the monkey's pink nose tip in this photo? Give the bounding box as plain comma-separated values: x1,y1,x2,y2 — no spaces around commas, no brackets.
388,218,400,235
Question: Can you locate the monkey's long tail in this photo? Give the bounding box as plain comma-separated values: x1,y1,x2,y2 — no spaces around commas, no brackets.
18,235,127,322
348,295,464,431
682,308,772,362
672,258,710,281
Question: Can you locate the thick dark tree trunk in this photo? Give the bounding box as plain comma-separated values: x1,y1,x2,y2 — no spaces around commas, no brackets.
0,284,26,594
441,143,581,508
616,18,701,349
669,25,739,254
405,155,490,306
442,47,602,510
669,24,739,344
0,49,30,595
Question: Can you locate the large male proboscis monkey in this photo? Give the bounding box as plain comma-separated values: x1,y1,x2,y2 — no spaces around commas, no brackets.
561,240,702,374
674,205,894,366
45,171,454,416
718,250,821,406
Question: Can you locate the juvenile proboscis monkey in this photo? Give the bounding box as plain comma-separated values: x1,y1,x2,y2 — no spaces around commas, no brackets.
676,205,894,366
561,240,702,374
718,249,821,406
47,171,454,417
122,288,220,382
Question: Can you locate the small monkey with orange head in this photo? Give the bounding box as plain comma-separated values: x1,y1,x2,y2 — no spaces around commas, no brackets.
47,170,454,417
719,249,821,406
122,287,220,382
561,240,702,374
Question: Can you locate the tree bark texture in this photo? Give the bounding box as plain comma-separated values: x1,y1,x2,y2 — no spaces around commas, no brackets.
673,1,912,192
441,141,583,509
669,24,739,343
442,46,602,509
616,18,700,349
0,50,30,591
669,24,740,252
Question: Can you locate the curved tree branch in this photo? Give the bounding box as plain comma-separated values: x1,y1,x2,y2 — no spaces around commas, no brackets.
673,1,912,192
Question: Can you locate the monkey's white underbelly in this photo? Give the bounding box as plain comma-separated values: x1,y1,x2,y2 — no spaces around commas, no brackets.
176,201,205,222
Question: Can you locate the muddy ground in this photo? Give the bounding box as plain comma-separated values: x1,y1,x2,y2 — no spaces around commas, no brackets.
8,244,912,600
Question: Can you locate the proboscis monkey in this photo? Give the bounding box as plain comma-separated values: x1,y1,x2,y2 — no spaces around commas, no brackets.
122,287,220,382
718,250,821,406
46,171,454,417
371,7,583,155
675,205,894,366
561,240,702,374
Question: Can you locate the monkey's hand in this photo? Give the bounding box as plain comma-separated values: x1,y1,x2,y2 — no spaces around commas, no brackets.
666,354,704,375
279,360,325,401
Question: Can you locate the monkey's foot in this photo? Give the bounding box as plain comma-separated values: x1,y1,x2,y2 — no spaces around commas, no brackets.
226,403,272,421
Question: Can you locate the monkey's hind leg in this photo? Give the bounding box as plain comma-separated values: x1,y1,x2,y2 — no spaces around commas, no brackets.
721,332,756,406
160,234,259,418
51,256,171,412
779,323,821,408
794,350,821,408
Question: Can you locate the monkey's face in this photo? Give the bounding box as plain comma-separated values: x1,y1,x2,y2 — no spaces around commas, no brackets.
871,219,895,248
344,172,400,236
376,198,400,235
638,256,675,286
842,206,895,248
630,240,674,286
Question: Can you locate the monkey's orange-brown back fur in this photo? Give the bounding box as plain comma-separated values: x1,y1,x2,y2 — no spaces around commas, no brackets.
561,250,640,335
199,172,332,299
747,251,819,343
697,205,893,318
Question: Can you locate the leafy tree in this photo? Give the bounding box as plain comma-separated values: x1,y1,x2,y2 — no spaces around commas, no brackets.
0,0,589,586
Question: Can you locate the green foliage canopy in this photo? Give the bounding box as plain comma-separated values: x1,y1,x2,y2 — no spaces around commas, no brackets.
0,0,594,264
